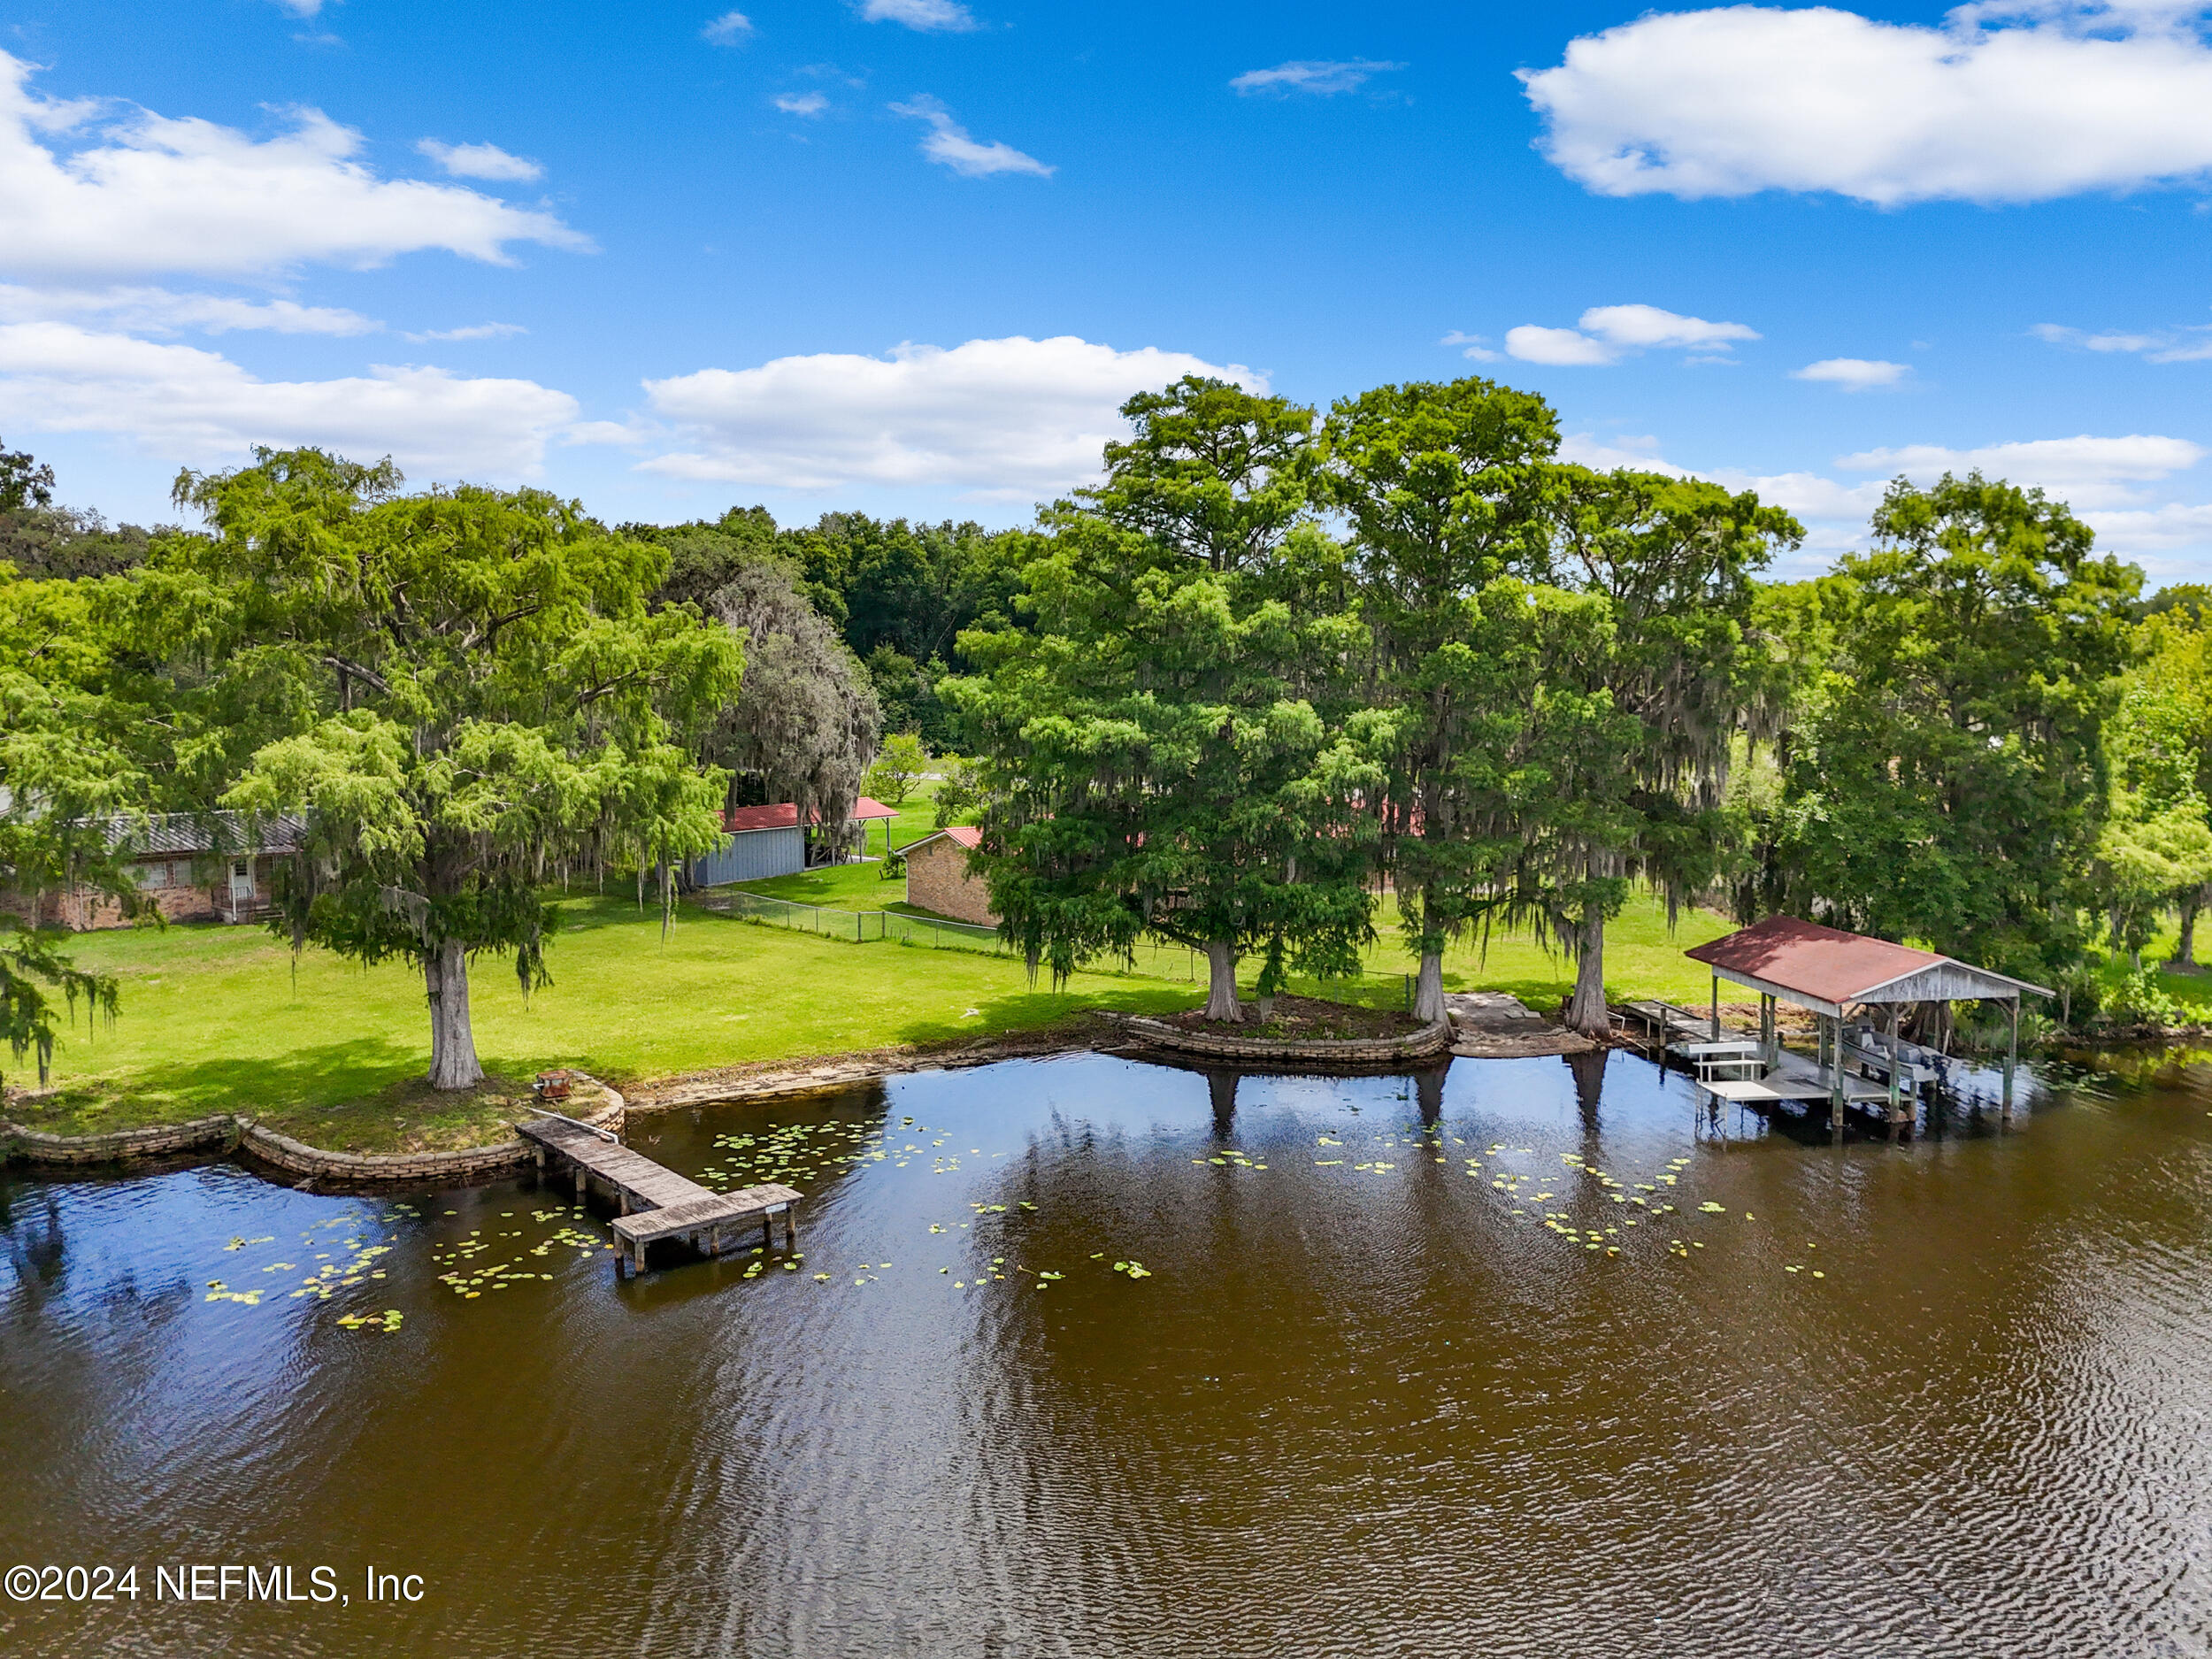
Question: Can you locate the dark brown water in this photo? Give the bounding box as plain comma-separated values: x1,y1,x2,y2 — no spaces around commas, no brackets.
5,1047,2212,1658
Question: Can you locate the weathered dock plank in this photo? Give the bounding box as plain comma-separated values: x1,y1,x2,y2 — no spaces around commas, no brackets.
519,1116,802,1275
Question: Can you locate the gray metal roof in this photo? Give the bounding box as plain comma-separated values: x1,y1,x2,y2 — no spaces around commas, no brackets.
104,811,309,858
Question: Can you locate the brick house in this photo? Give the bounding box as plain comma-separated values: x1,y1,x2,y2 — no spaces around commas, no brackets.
3,811,306,931
897,825,996,926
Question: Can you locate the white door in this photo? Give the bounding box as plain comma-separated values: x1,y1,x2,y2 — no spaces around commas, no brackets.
229,860,254,908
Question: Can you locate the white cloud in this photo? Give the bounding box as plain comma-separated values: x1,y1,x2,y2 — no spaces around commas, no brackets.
2085,501,2212,556
703,11,754,44
0,282,376,335
888,96,1052,178
1564,423,2212,575
775,92,830,117
862,0,978,32
2032,319,2212,361
402,322,526,342
1506,303,1758,365
0,51,587,280
1506,324,1621,366
414,139,544,183
1793,357,1913,389
1229,59,1406,96
1520,2,2212,204
1580,303,1759,349
640,334,1264,495
1837,434,2205,507
1440,329,1501,362
0,321,579,477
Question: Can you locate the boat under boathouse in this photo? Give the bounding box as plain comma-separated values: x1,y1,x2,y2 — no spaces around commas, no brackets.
1667,915,2052,1132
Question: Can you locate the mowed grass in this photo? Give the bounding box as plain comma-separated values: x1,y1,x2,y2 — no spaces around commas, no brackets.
1279,892,1740,1013
11,894,1201,1147
5,885,1763,1152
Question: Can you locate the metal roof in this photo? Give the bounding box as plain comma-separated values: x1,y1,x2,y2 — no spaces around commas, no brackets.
1685,914,2051,1016
722,796,899,835
104,811,308,858
895,824,980,856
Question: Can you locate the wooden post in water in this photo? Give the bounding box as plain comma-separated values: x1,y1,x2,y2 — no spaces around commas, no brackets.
1827,1014,1846,1133
1760,994,1775,1070
1710,972,1720,1041
1886,1004,1903,1131
2002,996,2019,1121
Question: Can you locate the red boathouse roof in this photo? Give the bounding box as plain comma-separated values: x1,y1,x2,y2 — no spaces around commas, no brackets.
1685,915,2050,1014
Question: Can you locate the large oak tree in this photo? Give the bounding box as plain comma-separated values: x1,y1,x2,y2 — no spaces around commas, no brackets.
180,449,742,1090
949,379,1381,1020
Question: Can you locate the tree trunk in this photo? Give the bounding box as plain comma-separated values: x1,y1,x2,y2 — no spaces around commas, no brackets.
1412,949,1446,1024
425,936,485,1091
1202,941,1242,1023
2179,892,2201,969
1565,904,1609,1036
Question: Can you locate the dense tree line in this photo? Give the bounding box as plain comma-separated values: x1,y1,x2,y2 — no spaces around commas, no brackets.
948,376,1800,1029
0,374,2196,1088
627,504,1033,748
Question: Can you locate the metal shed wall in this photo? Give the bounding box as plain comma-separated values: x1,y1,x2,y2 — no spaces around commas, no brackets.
689,826,806,886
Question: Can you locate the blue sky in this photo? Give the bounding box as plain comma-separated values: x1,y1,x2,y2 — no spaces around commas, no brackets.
4,0,2212,580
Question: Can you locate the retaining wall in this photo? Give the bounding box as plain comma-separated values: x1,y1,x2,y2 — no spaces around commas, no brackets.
2,1085,625,1186
1105,1013,1454,1065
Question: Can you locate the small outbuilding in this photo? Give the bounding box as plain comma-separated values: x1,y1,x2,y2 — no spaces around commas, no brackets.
896,825,996,926
687,796,900,887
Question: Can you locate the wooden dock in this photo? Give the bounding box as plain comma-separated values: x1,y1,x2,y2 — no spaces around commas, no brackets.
1613,999,1724,1048
519,1114,801,1276
1697,1049,1892,1107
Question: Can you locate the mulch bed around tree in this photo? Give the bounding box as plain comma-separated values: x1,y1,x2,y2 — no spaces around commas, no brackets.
1151,995,1426,1042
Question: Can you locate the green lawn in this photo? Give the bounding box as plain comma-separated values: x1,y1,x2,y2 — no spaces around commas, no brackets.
1266,892,1739,1013
10,883,1989,1155
734,858,916,912
9,894,1200,1147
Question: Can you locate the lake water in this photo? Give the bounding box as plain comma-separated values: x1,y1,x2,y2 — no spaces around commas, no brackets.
4,1047,2211,1658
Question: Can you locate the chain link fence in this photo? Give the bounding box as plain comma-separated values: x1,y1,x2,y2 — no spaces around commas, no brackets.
696,888,1417,1003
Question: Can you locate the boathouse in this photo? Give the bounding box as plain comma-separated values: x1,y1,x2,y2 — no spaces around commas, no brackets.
1673,915,2051,1129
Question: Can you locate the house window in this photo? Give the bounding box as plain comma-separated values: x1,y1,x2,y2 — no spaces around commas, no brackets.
134,861,173,890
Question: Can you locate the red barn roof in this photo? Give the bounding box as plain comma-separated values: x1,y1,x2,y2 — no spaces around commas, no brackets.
722,796,899,834
723,803,801,833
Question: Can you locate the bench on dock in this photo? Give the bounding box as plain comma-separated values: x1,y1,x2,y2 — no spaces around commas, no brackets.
518,1115,801,1276
1667,1039,1766,1083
